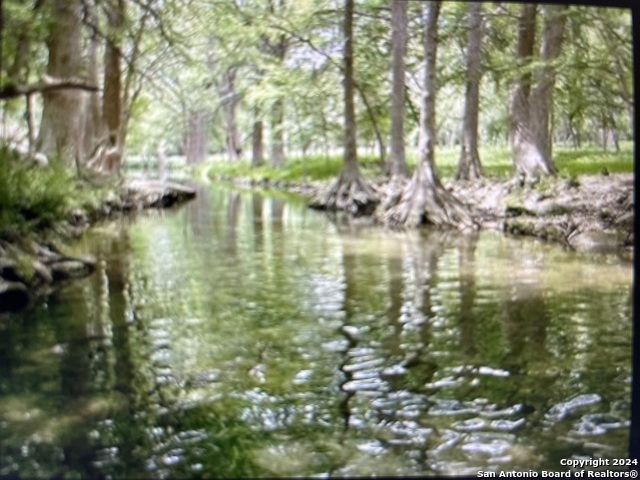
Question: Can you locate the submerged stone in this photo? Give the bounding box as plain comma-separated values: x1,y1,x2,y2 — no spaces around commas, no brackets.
568,231,621,252
49,257,96,280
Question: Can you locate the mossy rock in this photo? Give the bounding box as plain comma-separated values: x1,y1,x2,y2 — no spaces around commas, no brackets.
49,257,96,281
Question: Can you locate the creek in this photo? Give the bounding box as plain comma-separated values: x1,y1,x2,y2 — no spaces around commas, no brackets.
0,184,633,477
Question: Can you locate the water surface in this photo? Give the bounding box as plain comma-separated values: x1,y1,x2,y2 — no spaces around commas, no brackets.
0,184,633,477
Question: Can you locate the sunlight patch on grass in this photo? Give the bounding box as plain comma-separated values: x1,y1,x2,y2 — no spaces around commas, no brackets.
204,142,633,184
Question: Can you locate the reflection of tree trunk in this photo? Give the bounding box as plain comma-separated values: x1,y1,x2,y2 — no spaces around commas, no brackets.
108,248,135,397
500,247,549,376
503,295,548,364
383,252,404,354
225,193,242,255
271,197,284,231
185,185,209,239
0,319,16,379
105,230,151,471
59,304,92,397
457,233,478,356
399,231,442,391
252,192,264,250
337,251,359,431
413,235,440,339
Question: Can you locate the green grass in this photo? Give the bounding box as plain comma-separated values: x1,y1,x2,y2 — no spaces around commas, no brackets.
0,146,117,239
0,147,77,237
553,145,634,175
202,153,384,183
204,142,633,184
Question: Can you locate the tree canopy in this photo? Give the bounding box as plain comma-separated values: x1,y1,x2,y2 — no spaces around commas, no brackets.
0,1,632,181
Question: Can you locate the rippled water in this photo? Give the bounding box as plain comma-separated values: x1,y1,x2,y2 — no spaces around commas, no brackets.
0,184,633,477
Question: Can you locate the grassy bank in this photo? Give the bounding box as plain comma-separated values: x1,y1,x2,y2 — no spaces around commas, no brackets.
0,147,115,240
201,142,634,184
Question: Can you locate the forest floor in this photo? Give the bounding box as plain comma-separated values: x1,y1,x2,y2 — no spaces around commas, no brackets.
214,171,634,259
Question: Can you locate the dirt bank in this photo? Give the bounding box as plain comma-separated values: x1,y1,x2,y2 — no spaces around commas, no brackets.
215,172,634,258
449,173,633,256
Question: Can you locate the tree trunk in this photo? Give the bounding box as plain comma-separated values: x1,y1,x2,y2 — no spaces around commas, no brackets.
252,114,264,168
220,67,241,161
343,0,358,175
103,0,125,147
455,1,483,181
510,4,540,179
83,19,102,157
316,0,378,215
270,34,287,168
379,1,474,229
511,4,567,181
529,5,568,165
270,97,285,167
36,0,85,169
357,88,386,165
185,109,208,164
388,0,408,179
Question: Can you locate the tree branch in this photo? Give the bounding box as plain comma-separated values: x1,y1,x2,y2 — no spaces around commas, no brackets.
0,76,100,100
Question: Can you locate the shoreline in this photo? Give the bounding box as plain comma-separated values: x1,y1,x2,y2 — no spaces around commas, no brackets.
2,170,632,314
209,171,634,259
0,178,196,314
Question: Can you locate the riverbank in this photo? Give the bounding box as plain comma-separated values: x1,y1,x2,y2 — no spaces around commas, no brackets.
207,170,634,258
0,178,196,313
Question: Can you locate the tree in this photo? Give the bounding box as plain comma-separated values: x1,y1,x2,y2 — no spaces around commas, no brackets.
319,0,378,215
103,0,125,147
455,1,483,181
380,1,474,229
221,67,242,161
510,4,568,181
83,1,102,160
265,0,288,168
555,6,632,150
94,0,127,174
388,0,408,179
36,0,85,169
252,112,264,167
185,109,208,164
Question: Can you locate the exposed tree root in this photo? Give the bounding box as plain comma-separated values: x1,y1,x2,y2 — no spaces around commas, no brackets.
375,174,408,216
311,167,379,216
378,168,477,230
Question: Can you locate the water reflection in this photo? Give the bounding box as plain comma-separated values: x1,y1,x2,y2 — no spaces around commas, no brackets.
0,185,633,477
